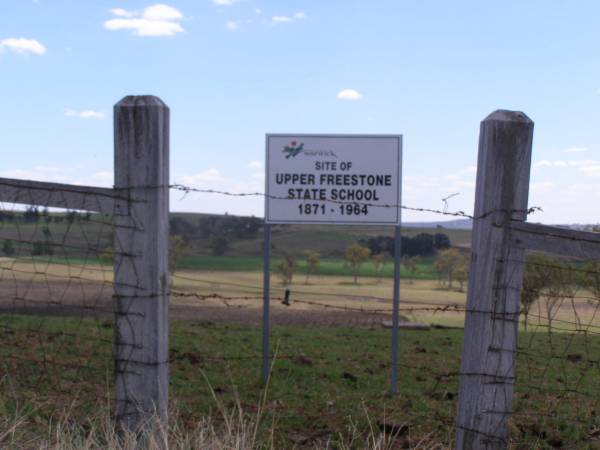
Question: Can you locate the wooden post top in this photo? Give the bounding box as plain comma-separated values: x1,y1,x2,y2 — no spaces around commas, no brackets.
115,95,168,108
483,109,532,123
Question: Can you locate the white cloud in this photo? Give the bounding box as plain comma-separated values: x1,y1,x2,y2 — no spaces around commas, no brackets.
533,158,600,179
0,38,46,55
176,168,264,207
456,180,475,189
531,181,554,193
570,160,599,167
565,147,588,153
580,165,600,176
181,168,229,185
172,169,264,217
143,4,182,21
271,11,306,24
249,160,264,180
0,166,81,183
104,18,183,36
80,110,105,119
337,89,363,101
272,15,292,23
226,20,239,31
534,159,599,168
91,171,114,187
213,0,237,5
104,4,184,37
110,8,133,18
64,109,105,119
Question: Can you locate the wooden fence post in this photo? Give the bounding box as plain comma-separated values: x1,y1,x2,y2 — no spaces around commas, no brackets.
113,96,170,431
455,110,534,449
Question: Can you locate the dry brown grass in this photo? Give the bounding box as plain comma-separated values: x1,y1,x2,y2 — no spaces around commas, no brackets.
2,258,597,330
0,381,446,450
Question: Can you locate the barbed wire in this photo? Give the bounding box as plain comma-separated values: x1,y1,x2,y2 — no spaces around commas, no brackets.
1,181,600,448
169,184,544,221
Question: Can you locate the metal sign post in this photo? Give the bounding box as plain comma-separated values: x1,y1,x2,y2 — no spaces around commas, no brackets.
391,225,402,396
262,134,403,395
261,223,271,385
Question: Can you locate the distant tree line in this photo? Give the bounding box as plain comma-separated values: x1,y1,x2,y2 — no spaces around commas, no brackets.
1,227,56,257
521,255,600,332
0,207,92,224
170,214,263,256
359,232,450,257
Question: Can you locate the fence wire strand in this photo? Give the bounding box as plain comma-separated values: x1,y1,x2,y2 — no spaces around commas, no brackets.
1,183,599,448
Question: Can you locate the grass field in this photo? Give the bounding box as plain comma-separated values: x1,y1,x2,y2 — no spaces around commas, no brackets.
15,253,442,282
177,254,439,280
2,314,600,448
0,256,596,330
2,252,600,448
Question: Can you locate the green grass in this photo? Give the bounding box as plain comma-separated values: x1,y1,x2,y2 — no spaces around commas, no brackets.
179,255,439,280
2,314,600,448
26,251,439,281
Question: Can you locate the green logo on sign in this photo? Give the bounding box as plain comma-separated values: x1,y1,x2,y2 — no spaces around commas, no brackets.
283,141,304,158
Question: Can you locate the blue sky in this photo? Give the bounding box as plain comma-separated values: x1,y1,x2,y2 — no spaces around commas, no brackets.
1,0,600,224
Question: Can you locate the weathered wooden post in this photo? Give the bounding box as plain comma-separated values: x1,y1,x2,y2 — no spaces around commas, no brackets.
455,110,534,449
113,96,170,431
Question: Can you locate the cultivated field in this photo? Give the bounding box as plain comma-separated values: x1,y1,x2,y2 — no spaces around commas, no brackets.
2,256,600,448
1,257,598,332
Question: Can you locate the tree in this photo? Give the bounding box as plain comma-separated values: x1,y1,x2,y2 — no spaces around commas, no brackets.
277,253,296,286
101,245,115,264
401,255,421,284
344,243,371,284
24,206,40,223
521,255,545,332
434,233,451,250
435,248,464,288
546,259,581,332
303,250,320,284
209,236,229,256
2,240,15,256
170,217,196,242
407,233,436,256
372,252,388,282
361,236,393,256
583,261,600,301
169,235,189,283
454,258,469,292
32,240,53,256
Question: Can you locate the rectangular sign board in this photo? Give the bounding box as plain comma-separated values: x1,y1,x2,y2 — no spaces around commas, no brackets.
265,134,402,225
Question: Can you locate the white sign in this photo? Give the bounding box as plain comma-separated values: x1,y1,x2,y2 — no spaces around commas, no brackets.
265,134,402,225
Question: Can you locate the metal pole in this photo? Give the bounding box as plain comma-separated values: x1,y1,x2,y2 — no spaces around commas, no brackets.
390,224,402,396
261,223,272,384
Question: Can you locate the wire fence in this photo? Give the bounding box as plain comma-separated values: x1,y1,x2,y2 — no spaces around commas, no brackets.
0,179,599,448
0,199,115,411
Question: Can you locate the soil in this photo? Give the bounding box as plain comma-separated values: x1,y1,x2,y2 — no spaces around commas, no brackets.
0,279,390,327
